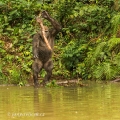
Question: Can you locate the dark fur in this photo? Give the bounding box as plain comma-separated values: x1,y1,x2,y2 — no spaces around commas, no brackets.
32,11,62,86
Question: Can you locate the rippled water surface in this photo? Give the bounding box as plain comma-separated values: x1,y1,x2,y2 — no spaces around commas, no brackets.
0,82,120,120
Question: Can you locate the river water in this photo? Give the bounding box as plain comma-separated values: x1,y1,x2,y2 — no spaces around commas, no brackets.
0,82,120,120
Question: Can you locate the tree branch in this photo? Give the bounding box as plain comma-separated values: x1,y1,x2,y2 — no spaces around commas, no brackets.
36,15,52,51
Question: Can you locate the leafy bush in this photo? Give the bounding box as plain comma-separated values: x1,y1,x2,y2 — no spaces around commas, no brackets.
55,0,120,80
0,0,41,84
0,0,120,85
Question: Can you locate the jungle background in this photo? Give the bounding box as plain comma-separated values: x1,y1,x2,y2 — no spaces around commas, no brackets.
0,0,120,85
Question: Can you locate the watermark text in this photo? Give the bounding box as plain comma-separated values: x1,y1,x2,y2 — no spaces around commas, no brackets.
7,112,45,117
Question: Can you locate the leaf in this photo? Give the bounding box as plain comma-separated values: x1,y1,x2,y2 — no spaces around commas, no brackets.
6,27,14,31
9,10,18,16
91,42,107,64
108,38,120,50
4,15,8,23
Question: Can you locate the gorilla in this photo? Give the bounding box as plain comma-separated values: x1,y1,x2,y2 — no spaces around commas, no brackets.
32,11,62,86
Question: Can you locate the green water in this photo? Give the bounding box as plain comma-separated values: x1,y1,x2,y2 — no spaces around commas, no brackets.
0,82,120,120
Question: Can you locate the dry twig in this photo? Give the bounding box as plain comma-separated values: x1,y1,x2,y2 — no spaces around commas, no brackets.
36,14,52,51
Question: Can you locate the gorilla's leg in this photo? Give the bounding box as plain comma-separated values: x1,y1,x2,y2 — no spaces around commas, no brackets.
43,59,53,85
32,59,43,86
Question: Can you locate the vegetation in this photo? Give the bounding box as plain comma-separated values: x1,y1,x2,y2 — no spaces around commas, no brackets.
0,0,120,85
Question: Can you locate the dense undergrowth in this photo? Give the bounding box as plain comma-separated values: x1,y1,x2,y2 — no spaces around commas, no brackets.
0,0,120,85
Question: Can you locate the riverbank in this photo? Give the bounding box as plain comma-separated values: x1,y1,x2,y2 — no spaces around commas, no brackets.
1,78,120,87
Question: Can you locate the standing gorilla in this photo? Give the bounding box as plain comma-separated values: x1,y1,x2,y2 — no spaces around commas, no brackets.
32,11,62,86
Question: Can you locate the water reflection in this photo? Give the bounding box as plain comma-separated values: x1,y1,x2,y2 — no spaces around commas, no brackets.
0,83,120,120
33,88,53,117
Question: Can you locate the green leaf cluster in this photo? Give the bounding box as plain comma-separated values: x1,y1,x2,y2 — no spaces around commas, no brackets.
0,0,120,85
0,0,42,84
55,0,120,80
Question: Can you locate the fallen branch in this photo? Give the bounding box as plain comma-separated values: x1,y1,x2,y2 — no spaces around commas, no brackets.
111,78,120,83
36,15,52,51
55,79,88,87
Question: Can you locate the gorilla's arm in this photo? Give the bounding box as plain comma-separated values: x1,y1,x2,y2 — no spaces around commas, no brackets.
41,11,62,36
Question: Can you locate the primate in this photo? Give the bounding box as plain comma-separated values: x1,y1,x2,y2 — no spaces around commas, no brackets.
32,11,62,86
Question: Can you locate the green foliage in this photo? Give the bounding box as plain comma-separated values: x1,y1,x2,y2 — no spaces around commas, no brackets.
111,13,120,34
46,80,59,87
82,37,120,80
92,62,116,80
56,0,120,80
0,0,120,85
0,0,41,84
